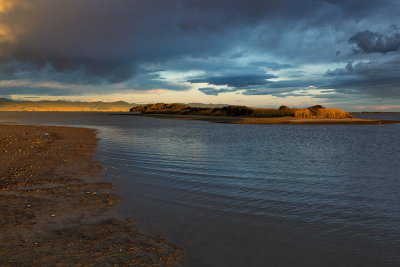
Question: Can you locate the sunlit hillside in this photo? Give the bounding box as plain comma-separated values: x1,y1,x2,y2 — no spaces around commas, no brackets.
0,98,133,112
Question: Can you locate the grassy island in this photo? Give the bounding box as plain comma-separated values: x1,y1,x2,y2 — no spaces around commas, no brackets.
130,103,351,119
129,103,399,125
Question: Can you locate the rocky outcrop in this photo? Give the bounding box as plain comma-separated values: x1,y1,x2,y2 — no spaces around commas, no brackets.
307,105,326,116
278,106,290,111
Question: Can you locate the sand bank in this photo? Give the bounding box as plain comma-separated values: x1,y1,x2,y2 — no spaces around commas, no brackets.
0,124,182,266
236,117,400,124
126,113,400,124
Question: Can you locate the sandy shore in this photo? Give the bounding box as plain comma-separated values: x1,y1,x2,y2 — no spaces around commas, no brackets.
125,113,400,124
0,124,183,266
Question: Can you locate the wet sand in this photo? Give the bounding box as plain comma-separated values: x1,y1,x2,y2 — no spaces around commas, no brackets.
0,124,183,266
124,113,400,124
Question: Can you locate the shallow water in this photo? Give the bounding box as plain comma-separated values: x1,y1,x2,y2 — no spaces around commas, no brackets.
1,111,400,266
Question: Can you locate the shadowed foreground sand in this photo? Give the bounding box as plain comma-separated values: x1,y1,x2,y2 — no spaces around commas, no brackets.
0,125,182,266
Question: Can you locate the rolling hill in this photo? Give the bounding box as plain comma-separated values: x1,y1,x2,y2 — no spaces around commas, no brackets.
0,98,133,112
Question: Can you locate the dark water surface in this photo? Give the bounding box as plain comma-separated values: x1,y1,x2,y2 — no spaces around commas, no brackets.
1,112,400,266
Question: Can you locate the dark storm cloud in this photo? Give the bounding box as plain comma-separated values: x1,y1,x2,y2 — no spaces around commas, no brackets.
324,58,400,97
0,0,394,85
126,69,190,91
241,88,300,96
207,56,400,98
198,87,235,96
264,80,312,89
0,85,73,96
196,78,315,97
0,0,399,103
236,80,315,96
349,30,400,54
188,74,276,88
235,57,400,98
249,62,294,70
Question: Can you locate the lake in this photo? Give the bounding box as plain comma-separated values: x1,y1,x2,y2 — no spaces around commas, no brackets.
1,111,399,266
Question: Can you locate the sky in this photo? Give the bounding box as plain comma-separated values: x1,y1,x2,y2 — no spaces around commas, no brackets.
0,0,400,111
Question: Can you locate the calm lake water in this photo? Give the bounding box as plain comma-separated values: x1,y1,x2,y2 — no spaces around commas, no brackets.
1,112,400,267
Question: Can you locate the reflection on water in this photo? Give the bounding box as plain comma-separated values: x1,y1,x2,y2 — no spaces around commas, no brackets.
1,111,400,266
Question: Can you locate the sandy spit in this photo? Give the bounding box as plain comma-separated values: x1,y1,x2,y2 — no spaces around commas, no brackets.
123,113,400,125
236,117,400,124
0,124,183,266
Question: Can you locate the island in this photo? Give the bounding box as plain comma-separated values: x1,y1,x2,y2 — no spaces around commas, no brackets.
129,103,400,125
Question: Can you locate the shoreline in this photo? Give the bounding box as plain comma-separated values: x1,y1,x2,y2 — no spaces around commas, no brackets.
122,113,400,125
0,124,183,266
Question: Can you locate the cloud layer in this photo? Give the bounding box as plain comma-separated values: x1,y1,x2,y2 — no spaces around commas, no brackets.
349,30,400,54
0,0,399,102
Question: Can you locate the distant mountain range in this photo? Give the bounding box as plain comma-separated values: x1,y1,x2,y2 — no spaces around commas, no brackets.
0,98,229,112
0,98,133,112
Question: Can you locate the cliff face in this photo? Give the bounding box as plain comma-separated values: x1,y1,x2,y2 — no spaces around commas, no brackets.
0,99,133,112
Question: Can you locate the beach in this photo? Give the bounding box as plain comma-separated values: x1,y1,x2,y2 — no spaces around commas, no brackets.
0,124,182,266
